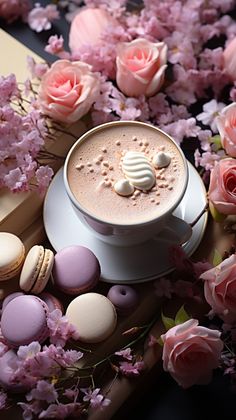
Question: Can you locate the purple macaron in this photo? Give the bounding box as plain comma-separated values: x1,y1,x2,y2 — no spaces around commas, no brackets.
52,245,100,295
2,292,24,312
107,285,139,315
1,295,49,348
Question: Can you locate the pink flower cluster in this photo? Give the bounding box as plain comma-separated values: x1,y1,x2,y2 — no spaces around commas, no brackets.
43,0,236,154
0,74,54,194
47,309,80,347
28,3,60,33
0,309,112,417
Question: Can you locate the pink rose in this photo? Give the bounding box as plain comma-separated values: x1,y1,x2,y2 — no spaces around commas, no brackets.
223,37,236,81
161,319,223,389
208,158,236,215
201,254,236,323
69,8,117,52
116,38,167,97
38,60,99,124
216,103,236,157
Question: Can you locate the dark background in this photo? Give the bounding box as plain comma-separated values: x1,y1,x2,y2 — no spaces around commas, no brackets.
1,1,236,419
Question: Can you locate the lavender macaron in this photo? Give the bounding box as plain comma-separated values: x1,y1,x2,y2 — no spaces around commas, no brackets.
2,292,24,312
1,295,49,348
52,245,100,295
107,285,139,315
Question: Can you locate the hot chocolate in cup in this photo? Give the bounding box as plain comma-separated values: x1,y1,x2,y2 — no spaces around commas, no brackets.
64,121,191,246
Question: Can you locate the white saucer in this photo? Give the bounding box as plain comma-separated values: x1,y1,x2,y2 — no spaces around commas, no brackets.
43,162,207,284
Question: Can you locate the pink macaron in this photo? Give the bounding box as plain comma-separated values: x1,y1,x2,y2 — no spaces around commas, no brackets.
107,285,139,315
1,295,49,348
52,245,100,295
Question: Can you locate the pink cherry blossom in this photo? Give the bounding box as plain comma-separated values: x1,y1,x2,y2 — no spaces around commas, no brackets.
18,401,42,420
63,388,79,401
28,3,60,33
162,118,201,145
45,35,70,59
119,361,145,376
17,342,41,361
47,309,80,347
26,380,58,404
199,48,224,70
39,402,82,419
35,166,54,196
27,56,49,80
165,31,196,69
196,99,226,133
166,65,197,105
195,151,223,171
0,74,19,105
198,130,213,151
115,348,133,360
82,388,110,408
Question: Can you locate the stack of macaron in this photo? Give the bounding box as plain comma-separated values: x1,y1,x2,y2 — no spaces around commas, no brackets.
0,232,141,392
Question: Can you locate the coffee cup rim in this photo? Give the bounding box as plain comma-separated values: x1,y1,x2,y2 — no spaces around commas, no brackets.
64,121,189,228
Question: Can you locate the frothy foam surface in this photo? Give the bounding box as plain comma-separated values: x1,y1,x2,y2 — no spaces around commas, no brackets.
67,123,186,225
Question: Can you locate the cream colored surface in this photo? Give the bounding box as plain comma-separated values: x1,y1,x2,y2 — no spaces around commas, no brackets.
19,245,44,291
0,29,41,79
66,293,117,343
0,232,25,274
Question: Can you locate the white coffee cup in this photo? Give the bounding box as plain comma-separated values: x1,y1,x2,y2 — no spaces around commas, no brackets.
64,121,192,246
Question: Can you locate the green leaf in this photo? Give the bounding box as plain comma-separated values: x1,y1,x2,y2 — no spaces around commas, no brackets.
161,312,175,331
175,305,190,325
210,135,222,151
157,337,164,347
212,249,223,267
209,201,226,223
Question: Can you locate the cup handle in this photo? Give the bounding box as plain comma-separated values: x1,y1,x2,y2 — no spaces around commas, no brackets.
154,215,192,245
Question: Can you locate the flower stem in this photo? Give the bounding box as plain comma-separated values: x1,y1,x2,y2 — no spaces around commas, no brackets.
79,312,161,371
